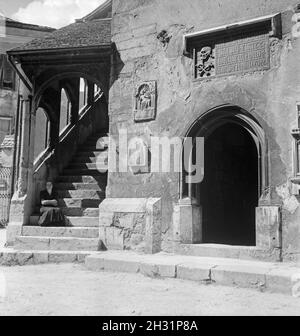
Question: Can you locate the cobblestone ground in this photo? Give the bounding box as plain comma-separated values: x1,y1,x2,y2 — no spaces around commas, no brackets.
0,263,300,316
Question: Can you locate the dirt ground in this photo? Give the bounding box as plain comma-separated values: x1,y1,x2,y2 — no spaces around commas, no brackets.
0,263,300,316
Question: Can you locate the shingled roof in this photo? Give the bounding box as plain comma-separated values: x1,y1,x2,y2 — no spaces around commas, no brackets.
10,18,111,52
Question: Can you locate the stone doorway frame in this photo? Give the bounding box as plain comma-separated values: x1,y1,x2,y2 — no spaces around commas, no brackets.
177,105,270,246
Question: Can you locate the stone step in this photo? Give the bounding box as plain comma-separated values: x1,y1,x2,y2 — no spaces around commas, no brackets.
71,153,108,164
75,150,108,157
64,207,99,217
22,226,99,238
85,251,300,296
56,190,105,199
175,244,279,262
63,169,108,176
85,136,109,143
67,163,107,170
59,207,100,217
0,250,92,265
57,175,107,183
78,145,108,152
71,156,101,163
58,198,102,208
84,139,109,146
14,236,103,251
87,133,108,140
54,183,105,191
30,215,99,227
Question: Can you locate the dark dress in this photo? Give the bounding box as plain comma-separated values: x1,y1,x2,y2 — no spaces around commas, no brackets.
38,190,66,227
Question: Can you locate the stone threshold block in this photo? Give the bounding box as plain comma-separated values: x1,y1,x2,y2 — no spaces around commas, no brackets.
98,198,162,254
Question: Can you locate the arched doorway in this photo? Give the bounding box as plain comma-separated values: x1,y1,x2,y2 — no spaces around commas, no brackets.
201,122,258,245
183,106,267,247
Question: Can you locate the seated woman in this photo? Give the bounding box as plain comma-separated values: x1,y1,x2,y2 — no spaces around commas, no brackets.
38,181,66,227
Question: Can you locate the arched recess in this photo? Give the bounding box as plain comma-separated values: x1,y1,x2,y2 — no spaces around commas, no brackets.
33,72,109,150
33,71,107,109
79,77,88,111
94,84,102,98
34,107,50,160
182,105,268,246
59,88,72,134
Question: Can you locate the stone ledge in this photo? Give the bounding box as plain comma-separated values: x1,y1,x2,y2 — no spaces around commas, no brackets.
2,248,300,296
99,198,152,213
177,262,215,282
85,251,300,296
175,243,280,262
210,264,270,290
0,250,92,266
14,236,102,251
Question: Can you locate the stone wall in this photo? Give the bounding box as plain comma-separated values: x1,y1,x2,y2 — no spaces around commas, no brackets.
108,0,300,258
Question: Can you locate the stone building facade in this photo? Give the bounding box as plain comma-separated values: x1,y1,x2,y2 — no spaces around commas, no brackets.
5,0,300,263
0,16,54,163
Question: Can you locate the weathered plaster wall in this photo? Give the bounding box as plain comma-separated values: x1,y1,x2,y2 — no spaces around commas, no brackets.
109,0,300,257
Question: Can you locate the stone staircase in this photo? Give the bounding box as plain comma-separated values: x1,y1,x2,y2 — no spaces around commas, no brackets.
14,131,109,254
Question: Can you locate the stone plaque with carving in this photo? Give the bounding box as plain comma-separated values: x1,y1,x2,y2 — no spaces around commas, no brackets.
134,81,157,122
215,33,270,76
192,30,272,79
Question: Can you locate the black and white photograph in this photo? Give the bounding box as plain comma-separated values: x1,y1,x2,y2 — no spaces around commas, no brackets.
0,0,300,320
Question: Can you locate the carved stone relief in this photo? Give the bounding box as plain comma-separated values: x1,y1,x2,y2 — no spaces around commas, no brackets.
134,81,157,122
157,30,171,47
188,17,283,80
193,32,272,79
195,46,215,78
270,38,281,68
